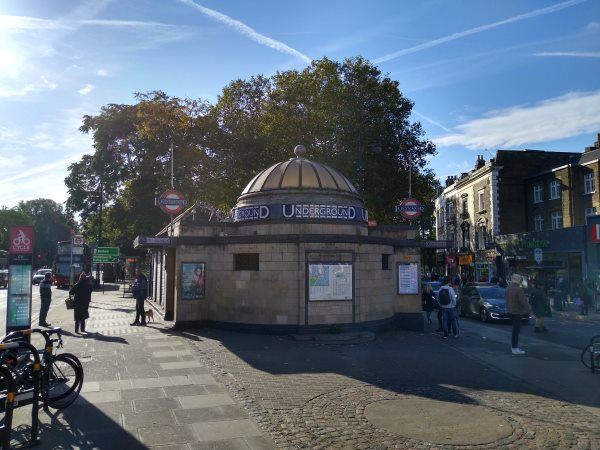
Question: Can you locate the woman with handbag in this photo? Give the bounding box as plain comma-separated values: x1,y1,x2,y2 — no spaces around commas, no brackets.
69,272,90,333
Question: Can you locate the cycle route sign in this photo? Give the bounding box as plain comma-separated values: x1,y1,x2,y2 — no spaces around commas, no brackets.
6,226,34,334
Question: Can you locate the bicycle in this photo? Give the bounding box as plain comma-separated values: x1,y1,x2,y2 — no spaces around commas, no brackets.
1,327,83,409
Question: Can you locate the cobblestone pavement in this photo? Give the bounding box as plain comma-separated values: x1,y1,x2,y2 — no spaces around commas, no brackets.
188,329,600,449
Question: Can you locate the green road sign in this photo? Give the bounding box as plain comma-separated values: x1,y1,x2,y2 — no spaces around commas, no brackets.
93,247,120,263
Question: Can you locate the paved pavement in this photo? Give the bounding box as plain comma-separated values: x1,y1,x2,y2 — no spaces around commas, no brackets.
7,286,276,449
3,286,600,449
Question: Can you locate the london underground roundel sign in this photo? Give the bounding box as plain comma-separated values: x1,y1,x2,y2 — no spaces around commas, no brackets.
157,190,188,215
395,197,425,220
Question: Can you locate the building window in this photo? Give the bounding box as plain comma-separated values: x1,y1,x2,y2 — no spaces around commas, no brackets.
462,199,468,214
448,231,455,249
585,207,597,218
461,222,470,250
533,184,543,203
549,180,561,200
584,173,595,194
234,253,259,271
534,214,544,231
477,225,487,250
478,190,485,212
382,254,390,270
446,201,454,220
551,211,562,230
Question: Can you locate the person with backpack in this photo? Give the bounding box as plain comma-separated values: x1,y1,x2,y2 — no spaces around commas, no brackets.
422,284,436,324
437,277,458,338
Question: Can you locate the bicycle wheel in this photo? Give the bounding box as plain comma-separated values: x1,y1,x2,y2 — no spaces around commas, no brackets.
41,353,83,409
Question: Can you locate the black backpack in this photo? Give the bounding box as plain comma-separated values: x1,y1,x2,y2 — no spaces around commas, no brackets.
438,287,451,306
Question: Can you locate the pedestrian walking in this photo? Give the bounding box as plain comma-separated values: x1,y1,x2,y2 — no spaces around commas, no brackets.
437,277,458,338
529,280,550,333
581,279,594,316
38,272,53,327
69,272,90,333
130,269,148,326
505,274,532,355
422,284,436,324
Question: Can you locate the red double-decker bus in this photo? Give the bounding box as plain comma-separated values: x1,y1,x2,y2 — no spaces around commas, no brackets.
53,240,91,288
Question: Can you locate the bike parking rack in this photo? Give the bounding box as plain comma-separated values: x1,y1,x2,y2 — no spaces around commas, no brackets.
581,334,600,374
0,365,17,450
0,339,42,446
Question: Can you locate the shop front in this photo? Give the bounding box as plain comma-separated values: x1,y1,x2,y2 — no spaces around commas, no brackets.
496,227,585,289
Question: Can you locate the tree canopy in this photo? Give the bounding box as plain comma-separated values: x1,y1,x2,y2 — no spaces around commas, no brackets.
66,57,439,252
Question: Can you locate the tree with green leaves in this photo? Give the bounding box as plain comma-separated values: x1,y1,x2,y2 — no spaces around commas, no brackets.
66,57,438,249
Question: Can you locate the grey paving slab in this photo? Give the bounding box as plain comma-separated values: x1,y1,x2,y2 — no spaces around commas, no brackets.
81,381,101,393
156,368,194,377
134,397,180,413
188,438,250,450
152,349,193,358
171,374,217,385
80,390,122,403
147,445,190,450
163,384,209,398
122,387,167,401
99,379,134,391
138,425,196,446
131,377,173,388
173,405,248,424
160,360,203,370
123,410,177,429
178,394,236,409
244,436,279,450
190,419,263,442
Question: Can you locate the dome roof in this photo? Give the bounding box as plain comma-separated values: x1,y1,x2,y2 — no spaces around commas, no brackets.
240,147,358,196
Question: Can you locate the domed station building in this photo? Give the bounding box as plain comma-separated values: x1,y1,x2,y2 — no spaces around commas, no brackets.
136,145,424,332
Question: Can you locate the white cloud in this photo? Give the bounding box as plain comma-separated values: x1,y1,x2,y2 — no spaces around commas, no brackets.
534,51,600,58
0,84,36,97
178,0,312,64
96,69,108,76
433,90,600,150
586,21,600,31
40,75,57,89
77,84,95,95
373,0,587,63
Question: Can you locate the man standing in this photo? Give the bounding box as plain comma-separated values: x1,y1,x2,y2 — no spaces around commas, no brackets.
38,272,53,327
437,277,458,339
131,269,148,326
505,274,532,355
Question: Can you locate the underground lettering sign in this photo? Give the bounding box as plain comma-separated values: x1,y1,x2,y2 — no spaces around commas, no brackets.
232,204,369,223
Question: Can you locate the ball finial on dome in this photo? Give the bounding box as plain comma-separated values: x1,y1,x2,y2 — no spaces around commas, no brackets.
294,145,306,158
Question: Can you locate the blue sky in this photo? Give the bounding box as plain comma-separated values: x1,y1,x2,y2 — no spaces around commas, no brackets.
0,0,599,207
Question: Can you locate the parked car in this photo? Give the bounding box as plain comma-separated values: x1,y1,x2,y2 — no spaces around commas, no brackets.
32,268,52,285
0,269,8,289
458,283,530,323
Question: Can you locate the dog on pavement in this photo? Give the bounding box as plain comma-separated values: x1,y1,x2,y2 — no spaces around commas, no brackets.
144,308,154,323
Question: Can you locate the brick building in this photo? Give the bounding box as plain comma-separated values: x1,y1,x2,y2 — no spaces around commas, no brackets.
435,149,579,282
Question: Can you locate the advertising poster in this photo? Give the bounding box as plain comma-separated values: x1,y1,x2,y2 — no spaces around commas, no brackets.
181,262,205,300
308,263,352,301
398,263,419,294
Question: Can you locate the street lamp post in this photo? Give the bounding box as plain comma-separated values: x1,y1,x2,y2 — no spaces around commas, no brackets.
94,181,103,288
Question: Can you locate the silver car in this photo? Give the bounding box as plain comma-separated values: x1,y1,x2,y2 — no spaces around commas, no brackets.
32,268,52,285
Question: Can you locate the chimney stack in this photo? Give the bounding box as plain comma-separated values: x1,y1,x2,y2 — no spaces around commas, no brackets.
475,155,485,170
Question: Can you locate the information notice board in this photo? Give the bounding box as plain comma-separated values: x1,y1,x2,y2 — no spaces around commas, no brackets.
7,226,34,333
308,263,352,301
397,263,419,295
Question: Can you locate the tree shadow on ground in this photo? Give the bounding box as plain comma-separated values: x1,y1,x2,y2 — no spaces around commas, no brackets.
84,332,129,344
166,325,600,411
